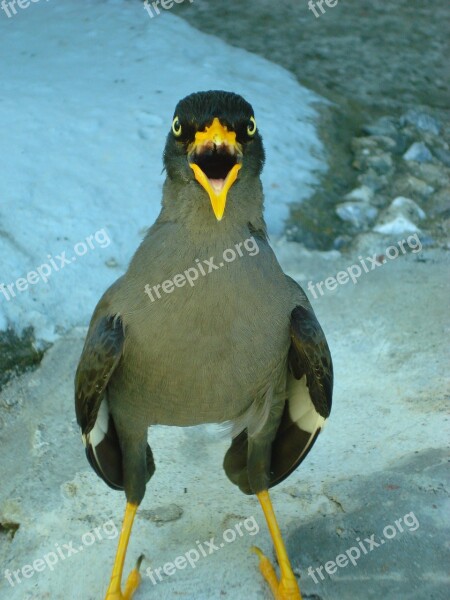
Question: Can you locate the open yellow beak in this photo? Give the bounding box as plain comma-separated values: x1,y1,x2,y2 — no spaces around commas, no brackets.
189,118,242,221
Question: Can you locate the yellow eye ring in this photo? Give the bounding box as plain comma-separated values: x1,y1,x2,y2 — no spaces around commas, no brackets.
172,116,182,137
247,116,257,136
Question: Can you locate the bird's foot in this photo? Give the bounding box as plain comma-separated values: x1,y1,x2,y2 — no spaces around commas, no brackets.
104,556,143,600
252,547,302,600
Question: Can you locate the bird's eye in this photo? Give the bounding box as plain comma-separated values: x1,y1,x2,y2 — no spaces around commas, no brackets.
172,116,182,137
247,116,257,137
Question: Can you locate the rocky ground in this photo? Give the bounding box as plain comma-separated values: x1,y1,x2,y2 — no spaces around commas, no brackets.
176,0,450,251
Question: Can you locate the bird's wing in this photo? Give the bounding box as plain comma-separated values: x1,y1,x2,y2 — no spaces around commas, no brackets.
75,313,124,433
288,303,333,419
269,295,333,488
224,280,333,494
75,296,125,490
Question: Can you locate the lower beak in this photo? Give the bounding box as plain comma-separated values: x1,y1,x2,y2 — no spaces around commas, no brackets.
190,162,241,221
188,118,242,221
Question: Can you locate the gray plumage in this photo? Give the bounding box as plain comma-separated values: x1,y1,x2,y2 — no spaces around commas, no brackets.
75,90,332,506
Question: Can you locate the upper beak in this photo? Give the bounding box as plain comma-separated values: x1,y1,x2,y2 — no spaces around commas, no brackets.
188,118,242,221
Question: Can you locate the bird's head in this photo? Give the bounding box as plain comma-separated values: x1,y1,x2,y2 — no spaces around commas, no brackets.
163,90,265,222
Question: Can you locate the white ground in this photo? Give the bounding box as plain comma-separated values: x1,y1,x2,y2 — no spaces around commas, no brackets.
1,2,449,600
0,0,324,342
1,240,448,600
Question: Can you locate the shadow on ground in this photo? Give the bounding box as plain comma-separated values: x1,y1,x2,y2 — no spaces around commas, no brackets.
288,448,449,600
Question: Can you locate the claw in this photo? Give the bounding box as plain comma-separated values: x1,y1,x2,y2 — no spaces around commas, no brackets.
105,555,142,600
252,546,302,600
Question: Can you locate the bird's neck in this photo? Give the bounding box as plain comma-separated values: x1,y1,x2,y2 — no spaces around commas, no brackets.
157,177,267,241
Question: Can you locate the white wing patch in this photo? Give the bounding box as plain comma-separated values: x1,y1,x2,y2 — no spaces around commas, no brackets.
87,398,109,448
287,374,325,433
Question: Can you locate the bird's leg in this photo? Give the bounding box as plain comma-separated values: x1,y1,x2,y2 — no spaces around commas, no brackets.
253,490,302,600
104,502,142,600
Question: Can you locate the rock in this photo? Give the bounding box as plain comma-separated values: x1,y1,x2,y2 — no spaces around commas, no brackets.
333,235,353,250
374,196,425,235
336,202,378,230
371,136,397,152
369,136,397,152
344,186,374,203
390,132,410,155
367,152,394,174
403,142,433,163
427,187,450,218
393,175,434,201
420,130,446,151
391,196,426,219
362,116,398,138
352,139,394,175
433,147,450,168
351,139,376,171
357,168,390,192
405,162,450,189
352,135,396,153
352,136,379,152
105,258,119,268
140,503,184,525
374,217,420,235
397,125,420,147
400,109,441,135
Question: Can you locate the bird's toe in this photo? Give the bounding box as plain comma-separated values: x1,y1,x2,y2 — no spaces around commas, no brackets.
252,546,302,600
123,564,142,600
104,555,143,600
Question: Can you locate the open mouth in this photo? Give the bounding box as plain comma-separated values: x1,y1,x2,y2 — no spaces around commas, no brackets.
188,118,242,221
190,144,241,194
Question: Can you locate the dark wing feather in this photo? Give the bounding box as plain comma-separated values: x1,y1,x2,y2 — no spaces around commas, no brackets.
75,314,124,434
224,294,333,494
269,302,333,487
75,312,125,490
289,304,333,418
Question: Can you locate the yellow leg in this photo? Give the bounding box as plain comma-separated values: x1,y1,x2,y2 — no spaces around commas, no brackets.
105,502,142,600
252,490,302,600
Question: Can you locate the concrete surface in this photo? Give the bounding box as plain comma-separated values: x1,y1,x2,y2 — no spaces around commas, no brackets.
1,241,449,600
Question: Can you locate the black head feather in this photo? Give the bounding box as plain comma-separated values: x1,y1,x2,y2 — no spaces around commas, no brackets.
163,90,265,179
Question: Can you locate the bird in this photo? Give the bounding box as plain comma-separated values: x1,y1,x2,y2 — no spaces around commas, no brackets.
75,90,333,600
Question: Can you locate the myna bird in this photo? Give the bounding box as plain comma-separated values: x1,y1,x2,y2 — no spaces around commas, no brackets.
75,90,333,600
